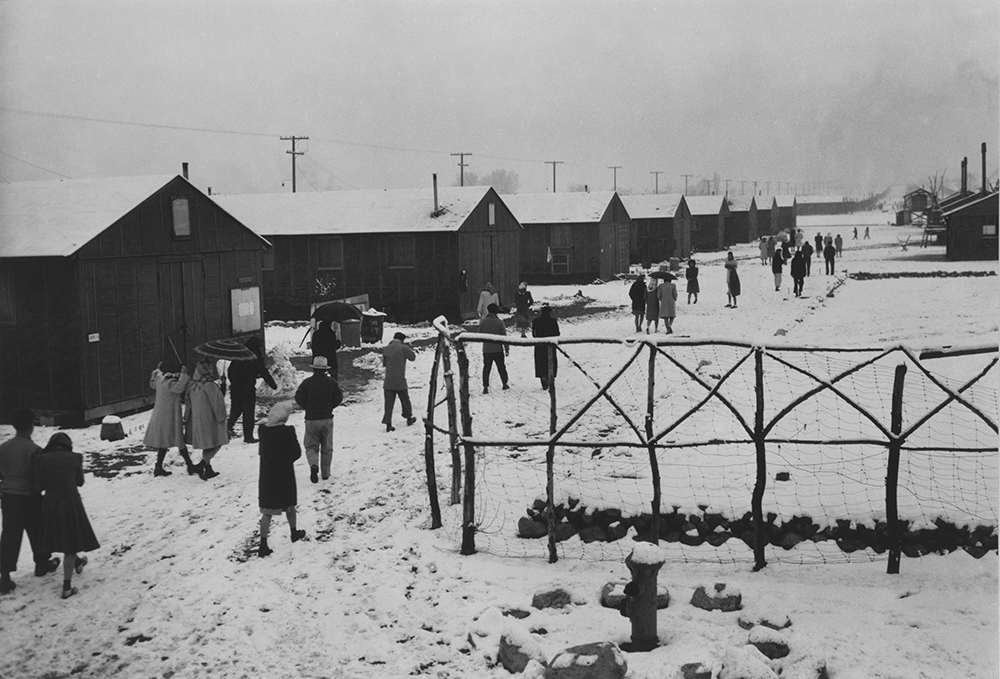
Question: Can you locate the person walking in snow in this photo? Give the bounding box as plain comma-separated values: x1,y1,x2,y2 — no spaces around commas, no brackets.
227,336,278,443
513,282,534,338
531,304,560,390
310,321,341,380
477,282,499,321
480,304,509,393
771,247,786,292
766,235,776,262
294,356,344,484
144,362,196,476
256,401,306,558
834,233,843,257
34,433,99,600
814,232,824,256
0,409,59,596
824,241,837,275
185,356,229,481
758,237,768,266
791,249,806,297
824,232,833,249
725,251,741,308
800,240,814,277
685,259,700,304
853,226,858,240
657,274,678,334
864,226,870,239
628,274,646,332
644,277,660,334
381,332,416,432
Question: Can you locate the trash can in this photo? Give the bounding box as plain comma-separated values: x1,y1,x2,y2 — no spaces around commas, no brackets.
339,319,362,348
361,310,387,345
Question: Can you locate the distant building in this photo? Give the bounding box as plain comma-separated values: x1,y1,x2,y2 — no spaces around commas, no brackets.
944,190,998,261
619,193,691,266
773,195,798,233
685,195,730,252
796,195,852,216
725,195,757,245
503,191,630,284
755,196,777,235
0,174,268,424
216,184,520,323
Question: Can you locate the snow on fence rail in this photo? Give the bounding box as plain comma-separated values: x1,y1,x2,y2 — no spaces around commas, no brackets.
421,317,998,571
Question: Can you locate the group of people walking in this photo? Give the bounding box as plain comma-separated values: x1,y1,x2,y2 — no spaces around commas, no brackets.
628,271,680,334
0,409,99,599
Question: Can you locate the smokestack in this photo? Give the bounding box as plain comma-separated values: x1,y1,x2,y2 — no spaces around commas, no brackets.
182,162,189,180
962,158,967,194
208,187,212,196
982,142,988,194
432,174,439,215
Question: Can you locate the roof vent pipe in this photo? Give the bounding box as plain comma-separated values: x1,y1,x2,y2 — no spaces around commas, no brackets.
982,142,988,194
432,174,439,216
962,157,967,194
182,162,189,180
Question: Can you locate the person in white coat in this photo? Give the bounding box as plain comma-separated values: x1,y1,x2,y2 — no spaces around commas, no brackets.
477,282,499,320
143,363,195,476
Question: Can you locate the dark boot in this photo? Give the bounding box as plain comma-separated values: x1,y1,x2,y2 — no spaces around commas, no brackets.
179,448,196,475
154,449,171,476
291,529,306,543
0,573,14,595
258,538,272,558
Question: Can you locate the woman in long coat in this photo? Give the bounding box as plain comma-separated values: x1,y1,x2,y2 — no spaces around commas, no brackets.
657,275,678,334
644,277,660,334
725,251,741,308
477,282,499,320
628,275,646,333
143,363,195,476
35,433,99,599
531,304,560,390
513,282,534,338
685,259,700,304
185,356,229,481
257,402,305,558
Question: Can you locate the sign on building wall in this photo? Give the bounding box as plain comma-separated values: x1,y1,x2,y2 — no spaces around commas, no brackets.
231,286,262,334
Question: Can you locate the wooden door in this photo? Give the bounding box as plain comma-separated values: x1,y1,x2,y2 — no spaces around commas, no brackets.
158,258,205,367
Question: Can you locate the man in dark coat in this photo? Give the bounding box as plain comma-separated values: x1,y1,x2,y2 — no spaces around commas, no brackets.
824,242,837,275
480,303,509,394
814,232,824,256
800,240,814,276
0,409,59,595
531,304,560,390
382,332,416,432
628,275,646,332
294,356,344,484
790,250,807,297
227,336,278,443
310,321,342,379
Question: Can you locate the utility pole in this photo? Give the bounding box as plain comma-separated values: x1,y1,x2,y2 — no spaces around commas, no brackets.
724,179,731,196
765,181,771,194
752,180,759,195
281,135,308,193
546,161,563,192
680,173,693,194
608,166,621,191
740,180,746,195
451,152,472,186
650,171,663,194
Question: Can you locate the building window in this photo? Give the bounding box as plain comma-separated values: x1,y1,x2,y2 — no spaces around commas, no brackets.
489,203,496,227
262,247,274,271
172,197,191,238
317,237,344,270
983,223,997,237
0,266,15,324
550,252,570,275
388,236,415,269
551,225,571,248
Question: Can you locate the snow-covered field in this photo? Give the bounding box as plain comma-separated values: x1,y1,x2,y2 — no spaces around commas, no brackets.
1,215,997,678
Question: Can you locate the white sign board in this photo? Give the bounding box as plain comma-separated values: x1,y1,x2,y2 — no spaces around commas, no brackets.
230,286,262,334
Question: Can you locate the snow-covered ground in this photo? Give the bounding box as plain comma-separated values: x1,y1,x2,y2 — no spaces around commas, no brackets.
1,214,997,678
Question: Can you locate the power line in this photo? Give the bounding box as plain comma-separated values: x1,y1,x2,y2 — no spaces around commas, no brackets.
0,149,73,178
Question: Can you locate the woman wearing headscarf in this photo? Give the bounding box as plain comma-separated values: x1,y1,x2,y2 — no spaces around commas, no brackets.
34,433,99,599
725,251,741,308
256,402,306,558
531,304,560,390
628,274,646,333
477,282,499,321
185,356,229,481
143,362,196,476
513,282,534,338
644,276,660,334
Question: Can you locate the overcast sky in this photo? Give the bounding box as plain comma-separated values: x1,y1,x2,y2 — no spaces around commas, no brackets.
1,0,997,197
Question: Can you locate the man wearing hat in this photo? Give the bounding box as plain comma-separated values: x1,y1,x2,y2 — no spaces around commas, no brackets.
294,356,344,484
227,336,278,443
381,332,416,432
